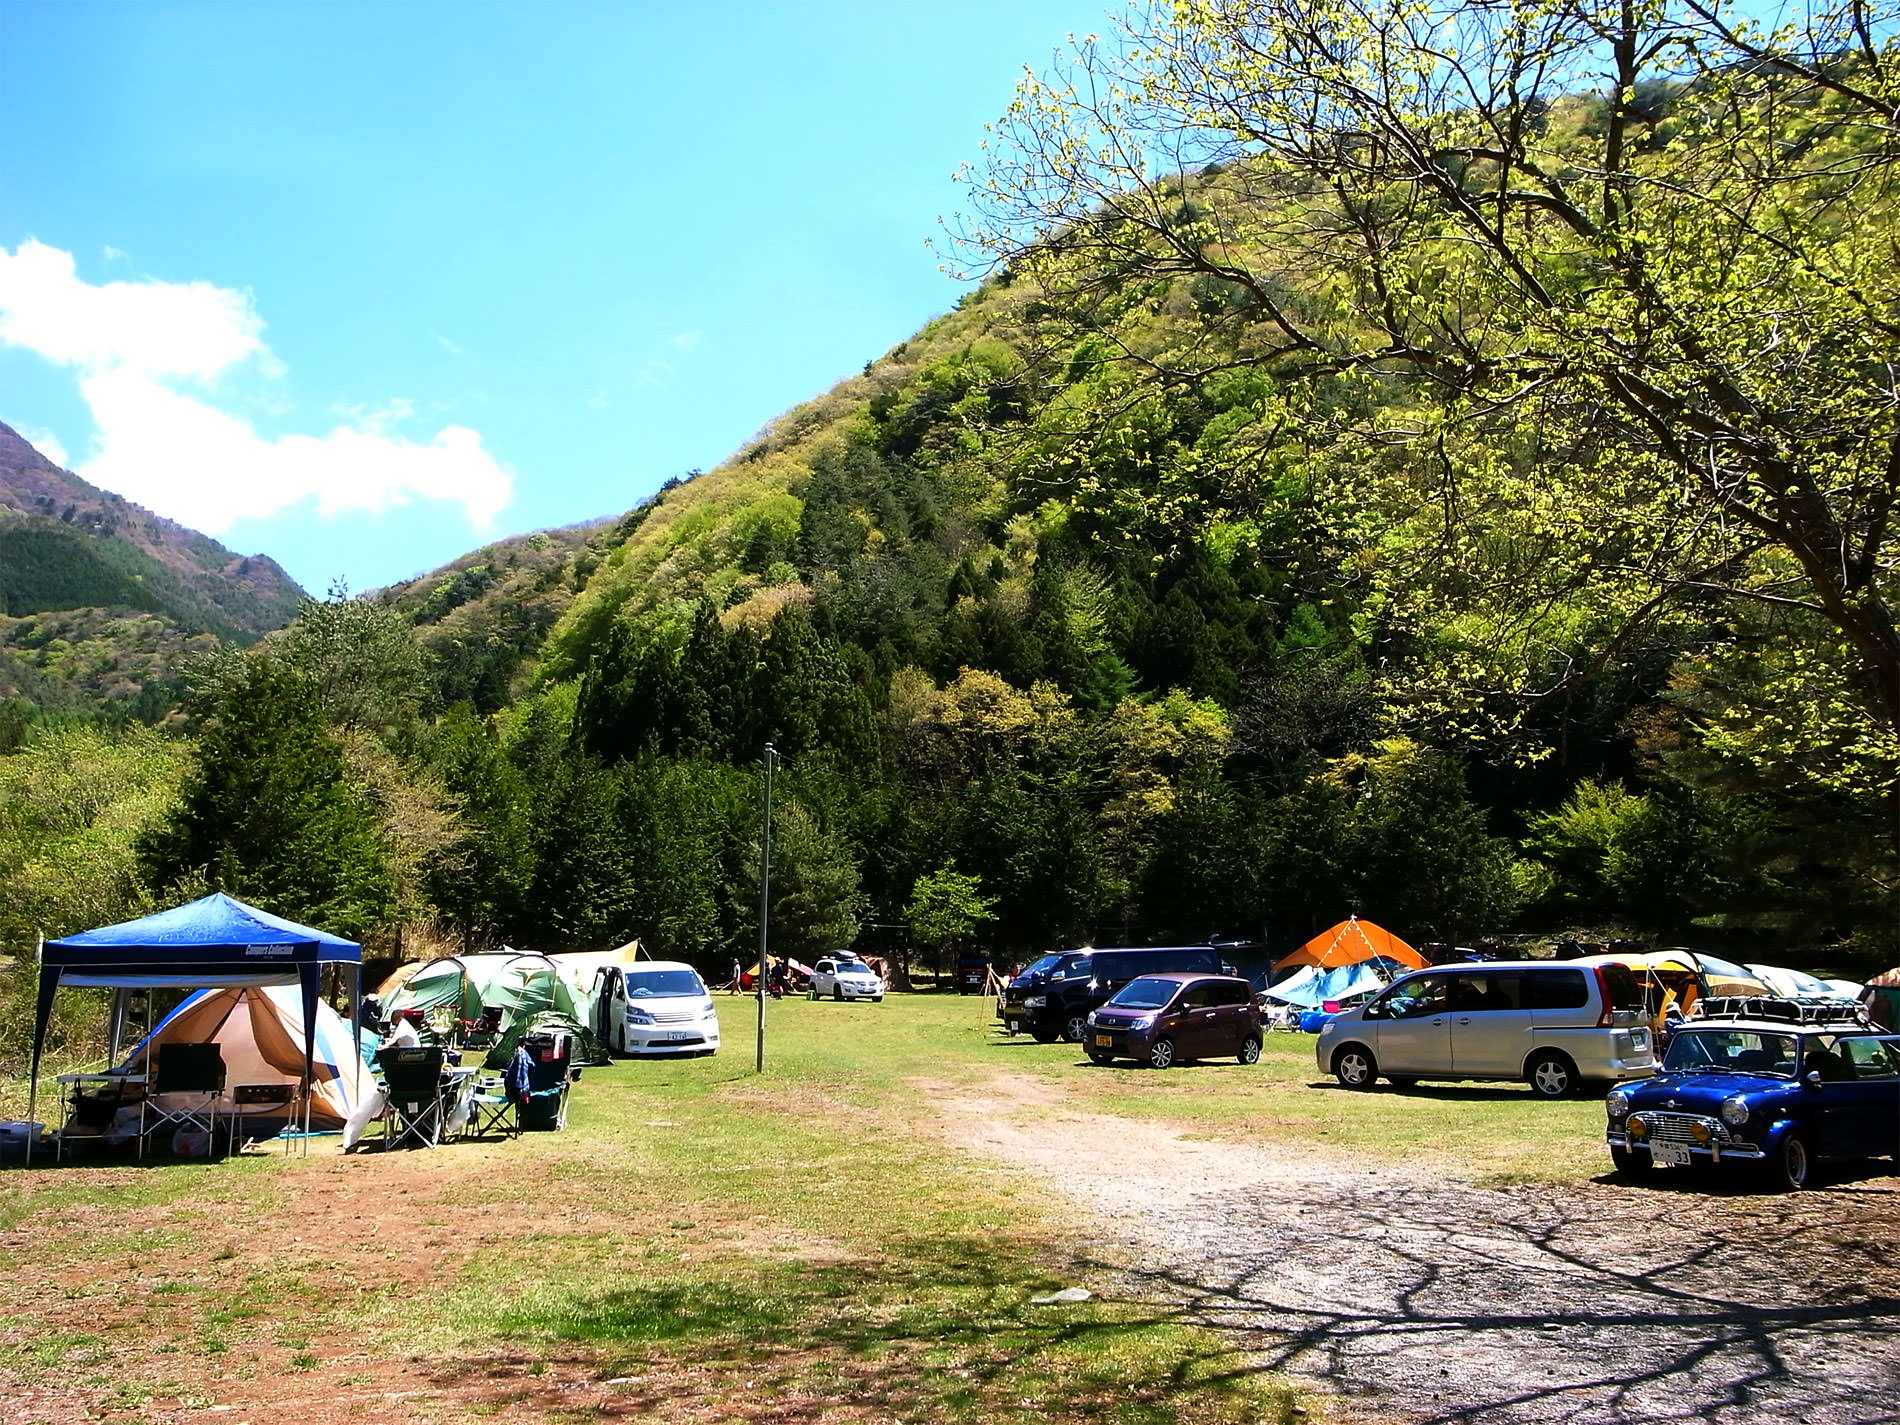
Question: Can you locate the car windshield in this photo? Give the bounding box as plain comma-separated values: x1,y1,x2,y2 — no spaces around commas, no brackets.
625,970,705,998
1018,955,1060,978
836,962,873,976
1664,1029,1799,1077
1108,977,1177,1011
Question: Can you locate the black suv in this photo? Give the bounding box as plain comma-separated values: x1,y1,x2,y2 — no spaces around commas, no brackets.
1001,946,1228,1043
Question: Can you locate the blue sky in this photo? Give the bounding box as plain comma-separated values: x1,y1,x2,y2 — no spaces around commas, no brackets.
0,0,1114,594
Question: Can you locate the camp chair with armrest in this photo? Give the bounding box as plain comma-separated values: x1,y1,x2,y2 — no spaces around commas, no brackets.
376,1046,450,1149
517,1032,574,1131
142,1042,226,1153
466,1073,520,1139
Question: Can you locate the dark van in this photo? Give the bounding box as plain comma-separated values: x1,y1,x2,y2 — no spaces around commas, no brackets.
1004,946,1228,1043
955,954,992,994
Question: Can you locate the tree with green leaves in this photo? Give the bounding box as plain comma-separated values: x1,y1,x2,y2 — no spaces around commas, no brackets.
956,0,1900,792
906,862,999,976
142,657,396,940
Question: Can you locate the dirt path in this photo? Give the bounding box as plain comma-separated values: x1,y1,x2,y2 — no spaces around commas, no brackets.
930,1074,1900,1425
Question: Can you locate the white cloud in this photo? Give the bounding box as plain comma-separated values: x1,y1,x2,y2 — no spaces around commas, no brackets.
14,423,70,469
0,240,512,534
102,245,128,263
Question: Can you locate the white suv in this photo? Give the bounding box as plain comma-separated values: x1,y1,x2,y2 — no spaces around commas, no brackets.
808,956,884,1002
1316,961,1655,1098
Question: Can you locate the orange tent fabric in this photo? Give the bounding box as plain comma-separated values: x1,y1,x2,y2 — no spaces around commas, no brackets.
1273,918,1426,974
374,960,427,1000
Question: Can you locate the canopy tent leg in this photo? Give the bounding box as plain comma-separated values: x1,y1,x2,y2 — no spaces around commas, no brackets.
25,934,47,1168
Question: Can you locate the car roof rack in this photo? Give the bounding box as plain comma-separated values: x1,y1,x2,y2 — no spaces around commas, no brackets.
1695,995,1871,1028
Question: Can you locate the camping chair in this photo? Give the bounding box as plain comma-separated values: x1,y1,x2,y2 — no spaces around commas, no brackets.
231,1082,304,1155
376,1046,450,1149
517,1031,574,1132
466,1073,520,1139
459,1005,504,1052
141,1042,226,1154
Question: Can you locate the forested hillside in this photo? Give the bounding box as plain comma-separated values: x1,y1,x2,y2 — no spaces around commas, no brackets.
0,423,306,725
2,1,1893,1031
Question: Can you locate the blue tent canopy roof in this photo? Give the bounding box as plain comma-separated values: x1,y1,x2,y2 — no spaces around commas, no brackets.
26,895,363,1155
45,892,360,959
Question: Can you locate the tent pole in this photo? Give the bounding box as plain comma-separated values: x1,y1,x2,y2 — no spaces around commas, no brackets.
24,933,43,1168
107,988,126,1066
347,962,361,1138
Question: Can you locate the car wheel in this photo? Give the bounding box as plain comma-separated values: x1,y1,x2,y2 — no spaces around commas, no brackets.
1610,1144,1653,1177
1087,1049,1114,1066
1237,1035,1261,1065
1063,1014,1090,1044
1031,1029,1059,1044
1334,1044,1378,1089
1527,1051,1579,1100
1147,1038,1176,1070
874,996,883,1002
1765,1132,1812,1192
834,986,844,1001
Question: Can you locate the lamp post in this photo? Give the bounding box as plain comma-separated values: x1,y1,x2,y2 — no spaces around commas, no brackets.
755,742,776,1074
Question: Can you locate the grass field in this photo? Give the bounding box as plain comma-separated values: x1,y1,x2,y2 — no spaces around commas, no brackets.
0,994,1615,1422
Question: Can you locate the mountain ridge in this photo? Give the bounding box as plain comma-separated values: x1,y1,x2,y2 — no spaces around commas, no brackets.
0,421,307,640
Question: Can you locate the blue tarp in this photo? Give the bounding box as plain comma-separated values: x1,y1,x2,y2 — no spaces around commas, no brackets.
1264,957,1406,1009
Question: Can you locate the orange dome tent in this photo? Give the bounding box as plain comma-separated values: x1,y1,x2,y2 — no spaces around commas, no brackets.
1273,917,1427,975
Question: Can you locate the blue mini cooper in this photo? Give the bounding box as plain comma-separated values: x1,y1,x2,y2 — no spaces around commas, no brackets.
1605,1018,1900,1190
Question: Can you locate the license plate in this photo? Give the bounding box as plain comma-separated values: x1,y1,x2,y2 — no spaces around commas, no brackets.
1652,1142,1692,1167
1095,1034,1112,1047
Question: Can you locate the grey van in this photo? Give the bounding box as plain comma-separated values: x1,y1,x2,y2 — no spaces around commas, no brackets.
1315,961,1656,1097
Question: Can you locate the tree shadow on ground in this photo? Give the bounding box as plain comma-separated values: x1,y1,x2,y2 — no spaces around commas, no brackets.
1088,1170,1900,1425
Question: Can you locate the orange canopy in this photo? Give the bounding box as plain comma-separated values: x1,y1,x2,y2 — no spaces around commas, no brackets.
1274,918,1427,974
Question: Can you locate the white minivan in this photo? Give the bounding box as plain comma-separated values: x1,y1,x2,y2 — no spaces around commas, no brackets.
1316,961,1655,1098
596,962,721,1056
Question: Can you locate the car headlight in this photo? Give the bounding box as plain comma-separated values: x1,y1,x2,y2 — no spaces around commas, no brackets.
1318,1020,1337,1036
703,1004,719,1020
1129,1014,1156,1029
1628,1115,1650,1140
627,1008,656,1026
1606,1089,1632,1120
1720,1095,1751,1127
1025,995,1047,1008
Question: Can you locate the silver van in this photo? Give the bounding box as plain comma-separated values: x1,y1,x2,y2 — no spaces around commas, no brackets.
1315,961,1656,1097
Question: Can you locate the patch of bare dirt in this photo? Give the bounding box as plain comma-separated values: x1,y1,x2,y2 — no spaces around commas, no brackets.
931,1071,1900,1425
0,1143,860,1425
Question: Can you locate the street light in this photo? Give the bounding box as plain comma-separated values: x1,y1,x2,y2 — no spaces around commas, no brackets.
755,741,776,1074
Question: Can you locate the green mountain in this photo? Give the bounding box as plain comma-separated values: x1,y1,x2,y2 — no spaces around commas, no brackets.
0,422,307,714
225,56,1896,964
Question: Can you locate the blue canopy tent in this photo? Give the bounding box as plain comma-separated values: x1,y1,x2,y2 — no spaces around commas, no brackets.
27,893,362,1162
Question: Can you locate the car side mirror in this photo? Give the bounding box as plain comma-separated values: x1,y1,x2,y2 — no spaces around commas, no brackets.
1804,1070,1823,1087
1363,1002,1385,1020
